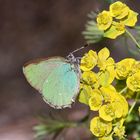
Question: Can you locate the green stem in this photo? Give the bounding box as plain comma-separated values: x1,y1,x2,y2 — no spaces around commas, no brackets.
126,29,140,49
119,86,127,94
128,92,139,115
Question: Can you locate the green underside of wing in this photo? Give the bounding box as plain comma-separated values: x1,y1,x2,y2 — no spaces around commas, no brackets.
23,57,66,92
42,63,79,108
23,57,80,108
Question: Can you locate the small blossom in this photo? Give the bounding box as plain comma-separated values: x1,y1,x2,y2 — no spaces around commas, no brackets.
89,89,103,111
115,58,136,80
90,117,112,137
114,126,126,139
98,47,110,65
98,48,115,70
130,61,140,75
98,69,115,87
80,50,98,71
104,22,125,39
97,48,115,84
79,85,93,105
82,71,97,86
99,102,123,121
100,85,116,102
121,10,138,27
79,47,132,139
96,1,138,39
127,71,140,92
109,1,130,19
97,10,113,30
114,94,129,117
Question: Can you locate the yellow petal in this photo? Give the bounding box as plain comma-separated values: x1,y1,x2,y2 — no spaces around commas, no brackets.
113,102,123,118
127,71,140,92
97,10,113,30
79,85,93,105
106,65,116,84
104,22,125,39
98,48,115,71
114,94,129,117
114,126,125,139
122,10,138,27
98,71,110,87
99,102,123,121
110,1,130,19
90,117,112,137
80,50,98,71
89,89,103,111
98,47,110,62
100,85,116,102
82,71,97,86
99,104,114,121
116,58,136,80
119,95,129,117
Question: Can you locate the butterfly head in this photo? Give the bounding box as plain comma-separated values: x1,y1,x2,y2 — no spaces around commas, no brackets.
66,53,80,65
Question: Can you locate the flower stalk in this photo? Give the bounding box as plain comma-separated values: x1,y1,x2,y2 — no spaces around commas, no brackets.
126,29,140,49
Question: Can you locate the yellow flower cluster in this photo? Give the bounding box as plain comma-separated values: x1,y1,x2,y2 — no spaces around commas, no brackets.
79,47,140,139
96,1,138,39
116,59,140,93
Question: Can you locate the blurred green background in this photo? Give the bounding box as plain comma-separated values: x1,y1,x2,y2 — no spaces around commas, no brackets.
0,0,140,139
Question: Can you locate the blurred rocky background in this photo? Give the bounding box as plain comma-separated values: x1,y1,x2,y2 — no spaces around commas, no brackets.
0,0,140,140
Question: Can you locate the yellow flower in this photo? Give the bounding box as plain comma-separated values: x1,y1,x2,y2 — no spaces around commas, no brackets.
100,85,117,102
97,48,115,86
113,118,126,139
104,22,125,39
90,117,112,137
127,71,140,92
79,85,93,105
80,50,98,71
99,102,123,121
98,47,110,61
98,47,110,69
115,58,136,80
115,94,129,117
114,126,125,139
97,10,113,30
98,71,110,87
98,48,115,70
82,71,97,86
89,89,103,111
96,1,138,39
97,48,115,83
98,68,115,87
130,61,140,75
121,10,138,27
110,1,130,19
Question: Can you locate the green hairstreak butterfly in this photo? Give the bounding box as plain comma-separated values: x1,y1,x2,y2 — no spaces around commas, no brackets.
23,45,88,109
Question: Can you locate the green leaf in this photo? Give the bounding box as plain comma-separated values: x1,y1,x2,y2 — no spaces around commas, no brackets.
82,11,104,44
33,116,77,140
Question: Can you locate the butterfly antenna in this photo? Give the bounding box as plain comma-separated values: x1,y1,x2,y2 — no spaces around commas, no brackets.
70,44,89,54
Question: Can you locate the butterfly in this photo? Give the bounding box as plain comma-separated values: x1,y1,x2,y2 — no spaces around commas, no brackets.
23,45,88,109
